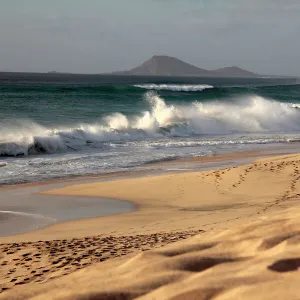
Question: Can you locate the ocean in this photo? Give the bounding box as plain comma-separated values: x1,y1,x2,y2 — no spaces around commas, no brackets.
0,73,299,185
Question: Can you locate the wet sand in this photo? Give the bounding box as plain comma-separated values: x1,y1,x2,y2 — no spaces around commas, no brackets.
0,145,299,240
0,183,135,236
0,148,277,240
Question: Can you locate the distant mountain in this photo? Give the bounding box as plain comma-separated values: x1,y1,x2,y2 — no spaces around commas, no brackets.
114,55,213,77
212,66,257,77
113,55,262,77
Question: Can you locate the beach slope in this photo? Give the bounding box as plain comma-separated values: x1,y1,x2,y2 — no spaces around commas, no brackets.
1,154,300,299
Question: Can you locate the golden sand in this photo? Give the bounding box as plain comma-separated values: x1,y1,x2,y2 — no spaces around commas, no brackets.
1,153,300,299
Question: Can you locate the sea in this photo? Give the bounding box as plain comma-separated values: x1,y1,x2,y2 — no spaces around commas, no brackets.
0,73,299,185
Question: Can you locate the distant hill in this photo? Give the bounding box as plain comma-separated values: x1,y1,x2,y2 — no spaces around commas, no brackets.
113,55,262,77
212,66,257,77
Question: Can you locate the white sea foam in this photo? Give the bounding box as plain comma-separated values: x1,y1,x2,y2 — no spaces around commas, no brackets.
134,84,214,92
291,103,300,109
1,92,300,157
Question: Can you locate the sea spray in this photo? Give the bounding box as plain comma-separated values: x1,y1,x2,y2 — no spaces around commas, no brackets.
1,92,300,157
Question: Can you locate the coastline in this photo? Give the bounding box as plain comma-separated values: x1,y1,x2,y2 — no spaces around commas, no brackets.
1,151,300,297
0,180,136,237
1,61,300,298
0,146,290,240
1,142,298,190
0,145,298,243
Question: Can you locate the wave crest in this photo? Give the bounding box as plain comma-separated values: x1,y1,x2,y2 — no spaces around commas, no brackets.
134,84,214,92
1,92,300,156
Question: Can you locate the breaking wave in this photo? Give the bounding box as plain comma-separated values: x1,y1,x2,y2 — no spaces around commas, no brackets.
134,84,214,92
1,91,300,157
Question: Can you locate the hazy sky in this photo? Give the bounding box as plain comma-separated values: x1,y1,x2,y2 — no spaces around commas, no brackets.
0,0,299,75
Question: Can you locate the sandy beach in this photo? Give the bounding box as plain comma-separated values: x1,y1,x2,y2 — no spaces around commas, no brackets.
1,150,300,299
1,0,299,297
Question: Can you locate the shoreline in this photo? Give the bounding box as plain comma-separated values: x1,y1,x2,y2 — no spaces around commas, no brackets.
0,146,299,243
0,188,135,237
0,147,289,239
1,143,298,190
0,145,299,241
1,150,300,295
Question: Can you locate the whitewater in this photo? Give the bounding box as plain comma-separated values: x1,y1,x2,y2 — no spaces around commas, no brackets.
134,84,214,91
0,76,299,184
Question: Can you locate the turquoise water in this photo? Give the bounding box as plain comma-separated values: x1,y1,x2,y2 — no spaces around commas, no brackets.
0,74,299,184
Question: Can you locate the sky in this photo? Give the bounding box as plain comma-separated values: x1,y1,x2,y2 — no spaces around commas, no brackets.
0,0,299,75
